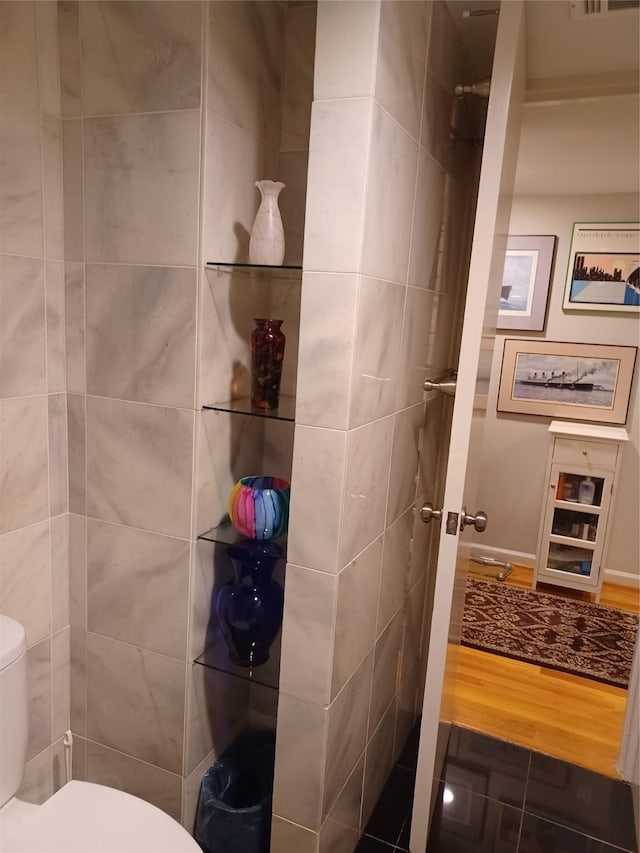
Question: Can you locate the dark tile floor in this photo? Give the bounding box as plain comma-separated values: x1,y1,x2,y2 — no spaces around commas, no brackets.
356,723,638,853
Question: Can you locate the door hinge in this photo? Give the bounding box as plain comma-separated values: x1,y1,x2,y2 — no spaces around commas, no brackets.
446,512,459,535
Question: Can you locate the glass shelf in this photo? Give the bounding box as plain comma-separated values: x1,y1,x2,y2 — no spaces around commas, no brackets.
194,633,280,690
553,499,602,514
549,533,597,549
197,519,287,553
197,520,245,546
205,261,302,280
202,395,295,422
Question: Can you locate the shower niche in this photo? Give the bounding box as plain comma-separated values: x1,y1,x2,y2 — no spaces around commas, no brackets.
194,261,302,694
186,3,316,814
188,260,302,848
191,3,316,691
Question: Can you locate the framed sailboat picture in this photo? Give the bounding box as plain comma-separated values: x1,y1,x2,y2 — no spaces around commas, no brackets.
498,235,556,331
563,223,640,312
497,340,637,424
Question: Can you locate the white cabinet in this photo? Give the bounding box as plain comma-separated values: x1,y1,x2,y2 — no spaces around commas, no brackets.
534,422,628,602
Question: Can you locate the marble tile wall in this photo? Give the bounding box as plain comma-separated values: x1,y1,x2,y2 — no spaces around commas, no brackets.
202,1,284,264
201,0,313,264
278,2,315,267
2,0,476,843
56,0,208,824
53,0,317,833
272,1,479,849
0,0,71,804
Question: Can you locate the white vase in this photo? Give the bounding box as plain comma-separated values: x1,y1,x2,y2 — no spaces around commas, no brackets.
249,180,285,265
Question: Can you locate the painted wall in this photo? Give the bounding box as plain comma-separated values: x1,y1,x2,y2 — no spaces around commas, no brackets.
477,191,639,579
0,1,70,802
270,3,479,851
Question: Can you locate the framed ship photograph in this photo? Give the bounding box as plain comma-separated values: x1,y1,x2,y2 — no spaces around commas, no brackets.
563,222,640,313
498,235,556,331
497,339,637,424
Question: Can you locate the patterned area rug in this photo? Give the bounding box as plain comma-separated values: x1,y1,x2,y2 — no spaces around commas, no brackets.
462,578,639,688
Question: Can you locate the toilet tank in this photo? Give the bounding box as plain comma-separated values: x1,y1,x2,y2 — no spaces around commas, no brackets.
0,616,28,808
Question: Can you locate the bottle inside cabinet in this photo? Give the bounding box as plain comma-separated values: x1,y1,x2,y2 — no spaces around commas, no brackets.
557,472,604,506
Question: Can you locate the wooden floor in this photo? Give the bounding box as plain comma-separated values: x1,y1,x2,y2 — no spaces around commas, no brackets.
450,564,640,778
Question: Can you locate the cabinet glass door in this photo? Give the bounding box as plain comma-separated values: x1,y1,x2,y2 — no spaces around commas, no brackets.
537,462,614,589
546,542,596,578
554,471,604,507
551,508,599,542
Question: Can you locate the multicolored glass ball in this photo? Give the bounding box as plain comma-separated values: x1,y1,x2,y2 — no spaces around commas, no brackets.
229,476,290,541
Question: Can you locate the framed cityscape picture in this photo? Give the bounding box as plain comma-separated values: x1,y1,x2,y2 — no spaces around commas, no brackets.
498,235,556,331
497,339,637,425
563,222,640,312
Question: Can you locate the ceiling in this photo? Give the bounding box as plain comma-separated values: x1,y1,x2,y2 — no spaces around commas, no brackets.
447,0,640,195
525,0,640,84
447,0,640,83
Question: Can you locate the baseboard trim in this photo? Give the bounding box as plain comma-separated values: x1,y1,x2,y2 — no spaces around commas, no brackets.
470,546,640,588
469,544,535,568
603,569,640,589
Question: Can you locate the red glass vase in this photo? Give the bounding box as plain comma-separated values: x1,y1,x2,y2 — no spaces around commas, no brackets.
250,319,285,410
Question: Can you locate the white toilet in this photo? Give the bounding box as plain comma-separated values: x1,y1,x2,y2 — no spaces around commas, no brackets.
0,615,202,852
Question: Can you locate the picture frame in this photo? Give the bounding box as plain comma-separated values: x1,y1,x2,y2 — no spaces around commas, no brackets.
563,222,640,312
497,339,637,425
497,235,556,331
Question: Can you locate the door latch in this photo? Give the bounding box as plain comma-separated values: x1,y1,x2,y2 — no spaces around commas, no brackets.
446,512,459,535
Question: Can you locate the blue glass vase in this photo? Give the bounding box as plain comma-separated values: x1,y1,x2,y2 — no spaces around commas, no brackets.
216,540,284,668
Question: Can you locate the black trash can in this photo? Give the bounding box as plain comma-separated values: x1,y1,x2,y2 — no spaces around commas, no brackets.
194,730,276,853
